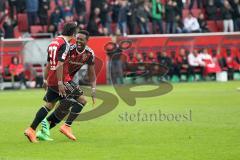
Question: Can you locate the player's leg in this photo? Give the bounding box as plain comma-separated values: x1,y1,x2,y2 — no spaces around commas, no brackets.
39,82,85,141
24,88,58,143
65,95,87,126
60,95,87,141
36,99,70,141
45,98,73,129
38,96,85,141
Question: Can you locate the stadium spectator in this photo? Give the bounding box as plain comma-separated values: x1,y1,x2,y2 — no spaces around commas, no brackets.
175,0,184,18
151,0,164,34
73,0,86,16
49,7,63,35
147,52,160,78
2,0,240,38
198,12,209,32
124,52,137,77
175,14,185,33
117,0,128,36
87,7,104,36
9,56,27,89
135,52,147,77
91,0,105,11
157,51,173,80
0,0,7,19
188,49,204,79
136,1,150,34
38,0,50,28
135,52,143,63
221,0,234,32
212,49,226,70
60,0,74,18
112,0,120,24
101,2,112,35
176,48,191,80
76,15,87,30
231,0,240,31
215,0,224,8
168,50,180,79
8,0,26,18
183,12,201,33
199,48,221,76
26,0,39,27
188,49,201,67
189,0,203,9
127,0,137,35
3,16,17,39
224,49,240,79
165,0,177,34
206,0,218,20
141,52,148,62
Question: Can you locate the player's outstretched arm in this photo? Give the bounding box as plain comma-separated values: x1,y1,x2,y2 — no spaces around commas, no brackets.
88,64,96,104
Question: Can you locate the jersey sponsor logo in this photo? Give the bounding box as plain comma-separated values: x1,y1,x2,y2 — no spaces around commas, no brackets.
68,60,84,65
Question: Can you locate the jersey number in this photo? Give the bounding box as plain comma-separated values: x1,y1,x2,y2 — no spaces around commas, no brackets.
49,46,58,69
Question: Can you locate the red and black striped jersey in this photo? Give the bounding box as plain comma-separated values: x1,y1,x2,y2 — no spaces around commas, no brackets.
66,45,95,80
47,36,74,86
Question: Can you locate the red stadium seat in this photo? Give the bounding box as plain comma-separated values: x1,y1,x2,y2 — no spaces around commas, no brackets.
30,26,43,34
216,20,223,32
207,21,218,32
182,9,202,18
207,20,224,32
17,13,28,32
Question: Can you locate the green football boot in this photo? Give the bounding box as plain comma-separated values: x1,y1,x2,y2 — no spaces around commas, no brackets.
41,118,50,136
36,130,53,141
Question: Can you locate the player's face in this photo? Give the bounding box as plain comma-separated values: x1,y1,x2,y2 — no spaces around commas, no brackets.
76,33,87,51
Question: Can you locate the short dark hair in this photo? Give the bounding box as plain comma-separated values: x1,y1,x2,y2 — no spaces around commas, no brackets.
62,22,77,36
78,30,90,40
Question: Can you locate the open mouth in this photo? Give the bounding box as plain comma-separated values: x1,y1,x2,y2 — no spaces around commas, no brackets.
77,42,84,48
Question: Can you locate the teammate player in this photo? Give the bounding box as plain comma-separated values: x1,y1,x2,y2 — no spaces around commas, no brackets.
24,22,78,143
37,30,96,141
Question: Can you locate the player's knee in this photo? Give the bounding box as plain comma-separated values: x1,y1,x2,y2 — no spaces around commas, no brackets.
59,98,76,110
81,99,87,106
77,96,87,106
44,102,56,110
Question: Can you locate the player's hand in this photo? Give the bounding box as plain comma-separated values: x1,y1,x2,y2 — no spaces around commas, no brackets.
58,82,66,97
91,88,96,106
42,80,48,90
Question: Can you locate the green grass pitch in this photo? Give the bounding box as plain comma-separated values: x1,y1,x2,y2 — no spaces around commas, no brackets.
0,81,239,160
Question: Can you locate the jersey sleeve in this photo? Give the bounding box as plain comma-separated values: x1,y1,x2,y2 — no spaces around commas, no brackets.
57,43,69,62
86,53,95,65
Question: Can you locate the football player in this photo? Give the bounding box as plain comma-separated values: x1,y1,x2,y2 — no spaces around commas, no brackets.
37,30,96,141
24,22,78,143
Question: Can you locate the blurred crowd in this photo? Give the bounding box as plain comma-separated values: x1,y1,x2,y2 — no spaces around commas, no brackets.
1,0,240,38
121,48,240,83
